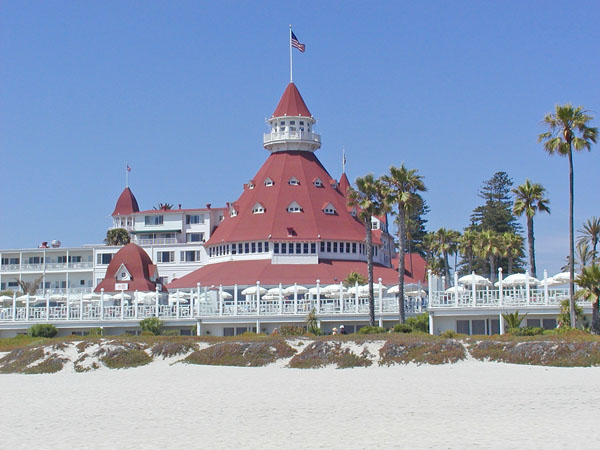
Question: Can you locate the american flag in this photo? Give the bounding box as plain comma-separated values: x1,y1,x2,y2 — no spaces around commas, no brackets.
291,31,305,53
126,164,131,172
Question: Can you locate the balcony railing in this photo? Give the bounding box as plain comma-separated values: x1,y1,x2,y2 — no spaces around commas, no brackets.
136,238,179,246
263,131,321,145
1,262,93,272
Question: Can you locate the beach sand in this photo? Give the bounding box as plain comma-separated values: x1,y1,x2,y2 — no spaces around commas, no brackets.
1,360,599,449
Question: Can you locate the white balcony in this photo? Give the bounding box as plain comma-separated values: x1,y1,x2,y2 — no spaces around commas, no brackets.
136,238,179,246
263,130,321,152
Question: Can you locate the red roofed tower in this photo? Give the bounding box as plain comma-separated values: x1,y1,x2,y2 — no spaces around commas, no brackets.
95,243,165,293
112,187,139,216
168,83,425,288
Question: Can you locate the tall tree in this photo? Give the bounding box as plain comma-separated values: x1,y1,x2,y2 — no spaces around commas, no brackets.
458,230,478,274
538,104,598,327
381,165,426,324
501,232,524,275
470,172,521,234
105,228,131,246
432,228,460,287
153,202,173,210
578,217,600,260
475,230,501,282
575,265,600,334
348,174,388,326
512,179,550,277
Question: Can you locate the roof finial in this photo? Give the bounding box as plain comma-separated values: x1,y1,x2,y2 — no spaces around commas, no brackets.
125,163,131,188
342,148,346,174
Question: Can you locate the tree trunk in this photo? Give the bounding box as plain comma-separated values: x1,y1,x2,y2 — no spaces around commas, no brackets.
443,252,450,289
527,215,536,278
397,207,406,324
592,300,600,335
568,147,576,328
489,256,496,284
468,254,473,273
365,217,375,326
508,257,513,275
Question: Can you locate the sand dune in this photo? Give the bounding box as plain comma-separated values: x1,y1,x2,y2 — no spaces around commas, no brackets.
1,360,599,449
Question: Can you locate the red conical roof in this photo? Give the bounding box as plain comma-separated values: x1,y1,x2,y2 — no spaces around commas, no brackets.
338,172,351,198
112,187,140,216
94,243,165,293
272,83,312,117
207,151,374,244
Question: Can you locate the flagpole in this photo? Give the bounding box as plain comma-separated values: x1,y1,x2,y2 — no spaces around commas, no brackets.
289,25,293,83
125,162,129,188
342,148,346,173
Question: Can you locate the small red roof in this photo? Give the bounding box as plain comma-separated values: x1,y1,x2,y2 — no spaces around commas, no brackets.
272,83,311,118
94,243,166,293
112,187,140,216
167,255,426,289
338,172,351,198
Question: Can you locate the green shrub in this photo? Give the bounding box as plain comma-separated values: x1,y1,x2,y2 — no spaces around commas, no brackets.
441,329,457,338
27,324,58,338
357,326,387,335
279,324,305,336
405,313,429,333
393,323,413,333
139,317,163,336
140,331,155,337
88,327,103,337
508,326,545,336
161,329,179,337
502,311,526,329
305,308,322,335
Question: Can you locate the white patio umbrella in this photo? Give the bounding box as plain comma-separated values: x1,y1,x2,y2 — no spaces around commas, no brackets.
406,288,427,297
267,287,285,295
495,273,540,287
322,284,347,294
241,286,267,295
83,293,102,300
458,274,492,286
445,285,466,294
0,295,14,303
219,291,233,300
49,294,66,301
261,294,279,300
16,294,30,302
551,272,571,285
347,285,370,295
283,285,308,295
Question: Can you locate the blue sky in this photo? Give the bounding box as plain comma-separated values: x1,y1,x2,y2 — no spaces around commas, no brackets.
1,1,599,275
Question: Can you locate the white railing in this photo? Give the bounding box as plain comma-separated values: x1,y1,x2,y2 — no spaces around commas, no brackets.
263,131,321,144
428,287,581,308
136,238,179,246
0,264,22,271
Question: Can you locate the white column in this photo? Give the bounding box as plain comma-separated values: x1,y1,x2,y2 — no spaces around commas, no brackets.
378,278,383,316
12,292,17,322
66,291,70,320
80,292,84,321
177,289,181,318
543,269,549,305
316,279,320,314
25,293,30,321
155,286,159,317
256,281,261,315
525,270,531,305
293,283,298,314
499,313,505,334
196,321,201,336
120,290,124,320
100,288,105,320
428,311,434,335
355,280,359,313
218,285,223,316
498,268,503,307
339,281,344,313
134,291,139,319
197,283,201,316
278,283,283,315
471,271,476,307
234,284,238,315
454,272,459,306
45,293,49,320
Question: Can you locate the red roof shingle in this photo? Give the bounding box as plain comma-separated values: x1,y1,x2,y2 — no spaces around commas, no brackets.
272,83,312,118
112,187,140,216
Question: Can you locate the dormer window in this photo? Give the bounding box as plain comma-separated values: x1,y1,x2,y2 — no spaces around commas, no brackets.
330,181,338,189
252,203,265,214
230,209,238,217
264,177,274,187
289,177,299,186
115,263,131,281
323,203,336,215
287,201,302,213
372,219,380,230
248,181,255,190
351,207,357,217
313,178,324,187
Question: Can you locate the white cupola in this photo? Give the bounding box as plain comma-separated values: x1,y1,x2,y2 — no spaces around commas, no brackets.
263,83,321,153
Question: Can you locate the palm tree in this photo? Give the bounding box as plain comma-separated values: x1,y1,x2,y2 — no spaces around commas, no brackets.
501,232,524,275
105,228,130,246
343,271,366,287
381,165,426,324
578,217,600,260
476,230,501,283
561,241,596,274
575,265,600,334
348,174,388,326
433,228,460,287
458,230,478,274
538,103,598,327
512,180,550,277
153,202,173,210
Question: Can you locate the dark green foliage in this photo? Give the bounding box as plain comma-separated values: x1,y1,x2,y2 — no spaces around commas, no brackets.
27,324,58,338
393,324,413,333
405,313,429,333
151,342,196,358
403,195,430,257
502,311,526,329
104,228,130,246
161,329,179,337
379,340,466,365
441,330,457,338
508,327,545,336
305,309,322,335
288,341,372,369
100,348,152,369
88,327,103,337
139,317,163,335
185,341,296,367
279,324,305,336
357,326,387,334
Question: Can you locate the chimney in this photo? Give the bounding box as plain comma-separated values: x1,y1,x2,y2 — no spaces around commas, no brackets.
206,203,211,209
178,204,182,210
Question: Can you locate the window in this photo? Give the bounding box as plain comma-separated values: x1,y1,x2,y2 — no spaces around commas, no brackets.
274,243,279,254
280,121,285,125
350,207,357,217
320,242,325,252
157,251,174,263
245,243,250,253
287,201,302,213
264,242,269,252
230,209,237,217
313,178,323,187
333,242,338,252
248,182,255,189
288,243,294,254
57,256,67,263
251,242,256,253
352,243,357,253
372,219,379,230
323,203,336,214
290,120,295,125
339,242,344,253
346,243,351,253
231,245,237,255
28,256,43,264
238,243,243,254
186,214,204,224
180,251,200,262
327,242,332,253
258,242,263,253
281,243,287,254
296,243,302,254
252,203,265,214
303,243,308,254
288,177,299,186
187,233,204,243
299,121,304,125
311,243,316,253
145,215,164,226
264,177,274,187
97,253,113,265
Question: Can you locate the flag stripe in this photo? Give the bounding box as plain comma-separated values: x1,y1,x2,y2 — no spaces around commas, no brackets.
291,31,305,53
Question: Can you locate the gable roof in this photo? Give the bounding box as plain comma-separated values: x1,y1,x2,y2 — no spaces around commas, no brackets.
206,151,379,244
272,83,312,118
112,187,140,216
94,243,166,293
